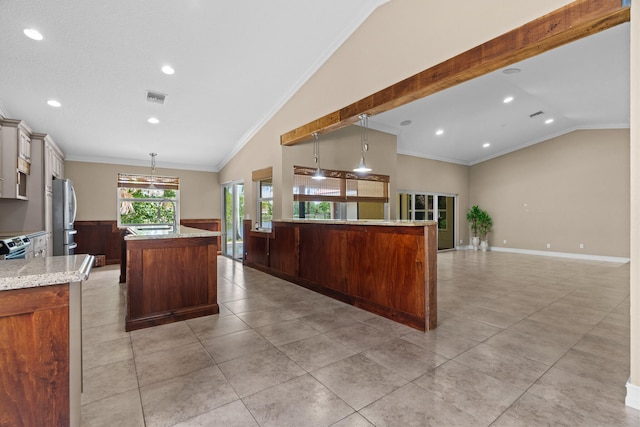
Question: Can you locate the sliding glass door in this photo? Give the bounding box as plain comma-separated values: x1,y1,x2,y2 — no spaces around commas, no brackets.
222,180,244,260
397,192,456,250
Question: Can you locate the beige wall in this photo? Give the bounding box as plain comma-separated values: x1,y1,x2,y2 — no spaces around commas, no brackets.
470,129,630,258
629,0,640,389
65,161,220,221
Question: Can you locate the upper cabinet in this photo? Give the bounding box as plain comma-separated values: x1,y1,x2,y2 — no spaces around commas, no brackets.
34,133,65,195
18,127,31,168
0,118,33,200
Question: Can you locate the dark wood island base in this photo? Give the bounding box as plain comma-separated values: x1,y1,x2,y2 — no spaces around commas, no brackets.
243,219,437,331
125,226,220,332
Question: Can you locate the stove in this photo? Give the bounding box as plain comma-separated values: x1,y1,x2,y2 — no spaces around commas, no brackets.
0,235,31,260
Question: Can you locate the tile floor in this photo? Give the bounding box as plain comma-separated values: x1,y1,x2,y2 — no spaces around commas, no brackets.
81,251,640,426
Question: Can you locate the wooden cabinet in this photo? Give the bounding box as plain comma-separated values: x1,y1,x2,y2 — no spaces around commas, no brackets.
31,133,65,255
0,118,32,200
125,233,219,331
0,282,82,426
43,136,64,192
18,128,31,166
243,220,438,331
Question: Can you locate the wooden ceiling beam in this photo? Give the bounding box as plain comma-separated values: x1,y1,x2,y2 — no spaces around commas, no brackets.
281,0,630,146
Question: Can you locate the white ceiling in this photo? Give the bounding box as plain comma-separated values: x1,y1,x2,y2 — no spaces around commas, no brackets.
0,3,630,172
369,22,630,165
0,0,388,172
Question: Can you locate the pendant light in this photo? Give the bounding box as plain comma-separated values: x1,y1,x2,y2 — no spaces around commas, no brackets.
150,152,157,174
149,152,158,189
353,113,372,173
311,132,326,180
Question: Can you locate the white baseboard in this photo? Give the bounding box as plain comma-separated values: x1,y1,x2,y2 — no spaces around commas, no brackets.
453,245,629,264
626,379,640,410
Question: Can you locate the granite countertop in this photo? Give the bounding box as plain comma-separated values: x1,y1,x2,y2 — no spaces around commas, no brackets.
273,219,436,226
0,254,94,292
124,225,221,241
0,230,46,238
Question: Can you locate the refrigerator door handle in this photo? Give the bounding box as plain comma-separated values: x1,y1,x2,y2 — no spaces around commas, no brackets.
71,186,78,223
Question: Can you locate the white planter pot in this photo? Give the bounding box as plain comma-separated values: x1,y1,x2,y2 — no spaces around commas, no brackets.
471,236,480,251
480,240,489,252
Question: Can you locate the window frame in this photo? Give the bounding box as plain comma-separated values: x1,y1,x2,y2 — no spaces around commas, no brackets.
117,173,180,228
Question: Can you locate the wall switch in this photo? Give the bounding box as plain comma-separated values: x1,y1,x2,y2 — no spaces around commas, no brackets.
460,239,463,244
546,243,551,249
580,243,584,249
503,240,507,244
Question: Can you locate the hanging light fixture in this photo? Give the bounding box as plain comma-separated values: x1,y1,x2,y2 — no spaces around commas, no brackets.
311,132,326,180
149,152,157,174
354,113,372,173
148,152,158,189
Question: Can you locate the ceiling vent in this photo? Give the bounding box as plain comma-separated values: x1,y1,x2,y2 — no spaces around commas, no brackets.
529,110,544,118
145,90,167,105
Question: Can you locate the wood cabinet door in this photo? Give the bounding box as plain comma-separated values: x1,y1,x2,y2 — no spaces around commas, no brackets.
0,285,70,427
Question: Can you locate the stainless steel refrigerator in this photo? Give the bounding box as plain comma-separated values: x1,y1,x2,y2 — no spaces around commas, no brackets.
53,178,78,255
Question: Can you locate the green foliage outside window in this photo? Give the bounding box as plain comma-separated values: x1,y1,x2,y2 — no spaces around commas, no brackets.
120,188,177,225
293,201,332,219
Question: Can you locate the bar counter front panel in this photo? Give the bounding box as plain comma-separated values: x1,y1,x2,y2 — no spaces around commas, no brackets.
243,220,437,331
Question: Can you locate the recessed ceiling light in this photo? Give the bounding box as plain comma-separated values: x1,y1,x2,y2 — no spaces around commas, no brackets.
483,143,491,148
47,99,61,108
503,68,521,75
161,65,175,75
400,120,412,126
435,129,444,136
503,96,514,103
23,28,43,41
545,118,554,124
147,117,160,124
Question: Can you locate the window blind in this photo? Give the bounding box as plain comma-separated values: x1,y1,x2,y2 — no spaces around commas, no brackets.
293,166,389,202
117,173,179,190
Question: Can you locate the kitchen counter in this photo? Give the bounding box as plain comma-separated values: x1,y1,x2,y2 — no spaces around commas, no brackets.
274,219,435,227
0,254,94,291
124,225,221,240
243,219,437,331
124,226,219,331
0,254,92,426
0,230,44,238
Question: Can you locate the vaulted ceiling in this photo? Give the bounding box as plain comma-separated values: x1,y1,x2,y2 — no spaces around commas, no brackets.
369,22,630,165
0,2,629,172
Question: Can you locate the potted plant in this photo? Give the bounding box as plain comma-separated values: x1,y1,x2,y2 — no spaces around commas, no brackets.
466,205,482,250
477,209,493,252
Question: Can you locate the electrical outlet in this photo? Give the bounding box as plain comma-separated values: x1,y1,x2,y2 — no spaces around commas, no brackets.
580,243,584,249
503,240,507,244
460,239,463,244
546,243,551,249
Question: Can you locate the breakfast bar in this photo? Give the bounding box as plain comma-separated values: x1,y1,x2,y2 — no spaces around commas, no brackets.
243,219,437,331
124,225,221,331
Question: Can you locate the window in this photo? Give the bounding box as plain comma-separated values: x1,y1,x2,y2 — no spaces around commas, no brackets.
252,167,273,229
293,166,389,220
293,201,333,219
258,179,273,229
117,173,180,227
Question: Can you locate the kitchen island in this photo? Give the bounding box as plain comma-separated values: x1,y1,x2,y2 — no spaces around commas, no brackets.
0,254,94,427
124,225,220,331
243,219,437,331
